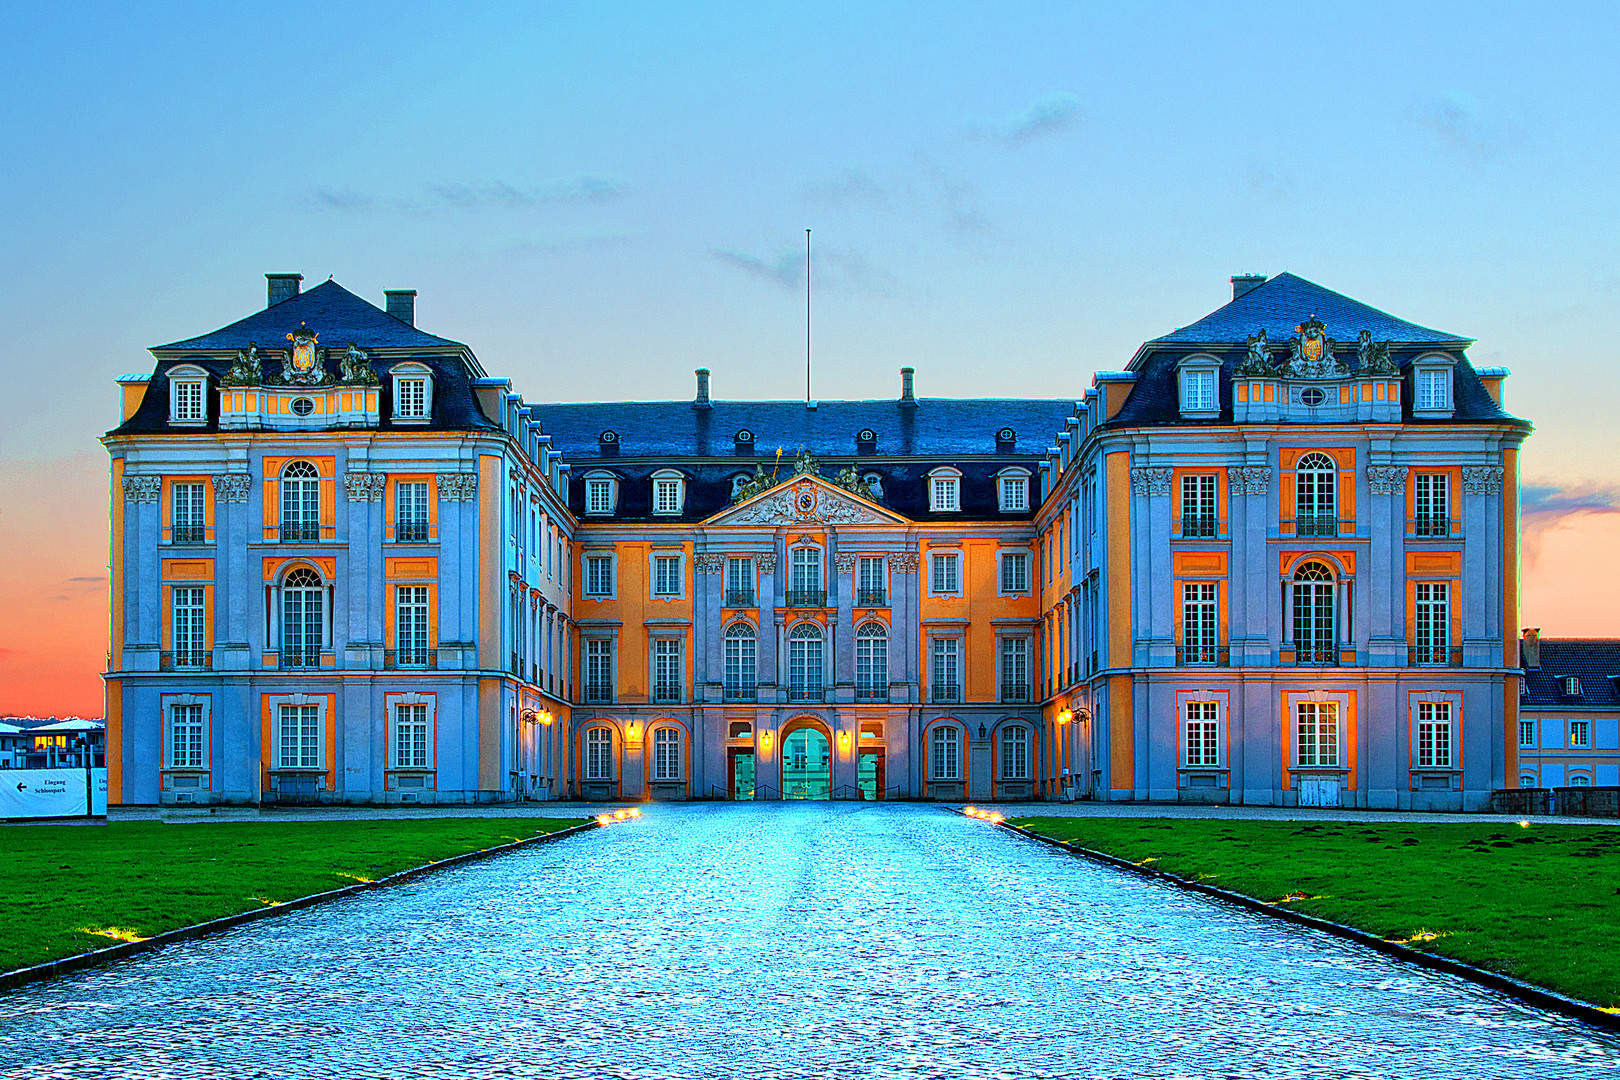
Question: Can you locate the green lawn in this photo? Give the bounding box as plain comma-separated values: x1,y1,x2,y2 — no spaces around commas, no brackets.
0,817,587,973
1010,817,1620,1011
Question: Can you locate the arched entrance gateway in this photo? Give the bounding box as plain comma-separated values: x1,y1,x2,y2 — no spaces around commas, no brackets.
779,717,832,800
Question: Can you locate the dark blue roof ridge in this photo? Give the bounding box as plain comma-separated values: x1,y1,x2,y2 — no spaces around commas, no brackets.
154,279,467,353
1151,272,1471,347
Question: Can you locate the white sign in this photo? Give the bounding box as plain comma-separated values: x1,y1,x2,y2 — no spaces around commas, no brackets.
0,768,107,819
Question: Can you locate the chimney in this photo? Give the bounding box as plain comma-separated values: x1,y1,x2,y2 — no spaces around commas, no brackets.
1230,273,1267,301
1521,628,1541,669
695,368,711,408
385,289,417,327
266,274,303,307
899,366,916,407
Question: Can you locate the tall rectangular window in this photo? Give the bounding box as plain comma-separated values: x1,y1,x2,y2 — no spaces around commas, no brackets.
653,638,681,702
173,482,205,544
168,703,204,769
1000,725,1029,779
584,639,613,702
1417,368,1449,410
393,703,429,769
585,727,613,780
586,479,613,514
653,478,681,515
1182,368,1216,411
724,627,757,701
1518,719,1536,748
1416,702,1452,769
653,728,681,781
788,626,823,702
1000,552,1029,593
396,481,429,542
396,585,429,665
1414,582,1449,664
1295,701,1339,768
1000,476,1028,512
396,378,427,418
172,379,205,422
585,555,613,596
855,624,888,701
1181,474,1217,537
1000,638,1029,702
790,547,822,595
172,586,205,667
1185,701,1220,767
1181,582,1217,664
858,556,886,605
931,637,960,702
931,552,960,594
1571,720,1591,748
653,555,682,597
931,725,960,780
931,476,959,512
726,557,754,605
1414,473,1450,536
277,704,321,769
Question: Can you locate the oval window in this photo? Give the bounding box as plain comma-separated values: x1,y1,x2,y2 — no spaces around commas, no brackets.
1301,387,1326,407
291,397,315,416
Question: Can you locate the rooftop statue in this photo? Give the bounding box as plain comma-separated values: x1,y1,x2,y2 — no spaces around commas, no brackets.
1236,330,1276,376
221,343,263,386
339,342,380,385
1357,330,1399,375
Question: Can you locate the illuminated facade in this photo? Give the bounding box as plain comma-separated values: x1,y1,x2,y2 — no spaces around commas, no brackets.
105,271,1529,807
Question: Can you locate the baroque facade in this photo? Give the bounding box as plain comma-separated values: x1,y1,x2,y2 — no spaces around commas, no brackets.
104,271,1530,808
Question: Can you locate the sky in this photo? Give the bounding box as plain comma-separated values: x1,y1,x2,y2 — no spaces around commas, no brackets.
3,1,1619,716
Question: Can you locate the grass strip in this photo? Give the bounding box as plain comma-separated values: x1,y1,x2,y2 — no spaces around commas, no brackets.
0,817,586,973
1010,817,1620,1010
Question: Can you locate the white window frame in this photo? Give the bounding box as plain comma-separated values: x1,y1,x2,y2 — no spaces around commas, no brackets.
1414,472,1450,536
1411,353,1457,418
583,637,614,701
1571,719,1591,749
388,694,436,770
930,724,961,780
997,468,1031,513
651,469,685,516
787,621,824,701
930,550,962,596
855,621,888,700
395,584,430,665
1181,581,1218,663
928,467,962,513
651,552,684,598
1569,773,1592,787
268,694,327,771
168,364,208,426
1184,700,1221,768
1294,453,1338,534
999,724,1030,780
172,480,206,541
726,557,755,604
1178,356,1221,418
724,621,758,700
998,550,1031,595
857,556,887,605
998,636,1030,701
1565,676,1583,697
1180,473,1217,537
1294,699,1341,769
583,472,618,516
584,726,615,781
930,636,961,702
172,585,206,665
652,636,682,702
163,695,211,770
1518,719,1536,748
1416,701,1453,769
396,480,429,539
1414,581,1450,663
652,726,683,781
583,552,616,598
391,362,434,422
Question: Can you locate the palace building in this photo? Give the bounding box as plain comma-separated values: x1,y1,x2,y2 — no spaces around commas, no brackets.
103,271,1530,809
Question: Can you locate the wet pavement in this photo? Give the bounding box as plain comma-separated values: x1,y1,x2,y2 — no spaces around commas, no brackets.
2,803,1617,1078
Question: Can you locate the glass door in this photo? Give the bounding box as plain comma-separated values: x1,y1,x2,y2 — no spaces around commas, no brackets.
729,748,755,800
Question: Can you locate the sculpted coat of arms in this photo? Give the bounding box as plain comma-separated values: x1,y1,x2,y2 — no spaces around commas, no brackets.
1286,316,1347,378
279,324,331,385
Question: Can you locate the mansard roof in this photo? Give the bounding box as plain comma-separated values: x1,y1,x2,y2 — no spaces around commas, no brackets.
1522,640,1620,709
1151,273,1470,347
525,398,1074,460
154,280,466,353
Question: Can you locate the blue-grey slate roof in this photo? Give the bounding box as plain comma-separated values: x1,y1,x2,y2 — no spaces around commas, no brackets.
526,398,1076,460
154,280,465,352
1152,273,1469,346
1522,640,1620,708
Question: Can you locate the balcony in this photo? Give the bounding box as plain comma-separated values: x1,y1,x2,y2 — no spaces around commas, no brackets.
725,588,755,607
279,646,322,669
160,649,211,671
1294,515,1339,538
724,684,757,703
1409,644,1461,667
1413,516,1451,538
386,647,434,669
395,521,430,543
932,681,961,704
857,587,887,606
1180,514,1217,539
172,524,206,545
1000,682,1031,703
855,683,886,703
653,681,683,704
1176,645,1229,666
584,682,613,704
1293,645,1340,666
278,520,322,544
788,680,823,704
785,589,826,608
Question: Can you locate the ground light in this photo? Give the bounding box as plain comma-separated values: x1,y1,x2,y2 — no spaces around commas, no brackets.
595,808,644,827
962,806,1005,824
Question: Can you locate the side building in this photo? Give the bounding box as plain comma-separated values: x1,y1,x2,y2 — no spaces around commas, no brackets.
1517,631,1620,789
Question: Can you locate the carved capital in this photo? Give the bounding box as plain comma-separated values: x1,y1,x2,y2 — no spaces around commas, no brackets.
693,553,725,574
211,473,252,503
1462,465,1505,495
1130,466,1173,497
1366,465,1409,496
833,552,858,572
122,475,161,504
343,471,387,502
755,553,778,573
887,552,920,572
1226,466,1272,496
436,473,479,501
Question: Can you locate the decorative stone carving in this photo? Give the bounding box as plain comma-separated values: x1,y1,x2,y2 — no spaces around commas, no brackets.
1236,330,1276,376
344,471,387,501
122,475,161,503
221,343,263,387
1285,316,1348,378
1130,467,1173,497
277,325,331,386
1356,330,1398,376
833,552,858,572
719,478,889,526
888,552,920,572
1462,465,1505,495
436,472,479,500
1366,465,1409,495
338,343,379,385
756,553,778,573
211,473,252,503
693,553,725,574
791,449,820,477
1226,466,1272,496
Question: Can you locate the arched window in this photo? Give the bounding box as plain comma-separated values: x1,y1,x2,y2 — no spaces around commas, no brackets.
855,622,888,702
281,567,325,667
788,622,823,702
931,724,961,780
1000,725,1030,780
584,727,614,781
280,461,321,542
724,622,757,702
1519,774,1537,789
1295,453,1337,537
1570,774,1592,787
789,547,823,605
652,727,682,781
1292,561,1336,664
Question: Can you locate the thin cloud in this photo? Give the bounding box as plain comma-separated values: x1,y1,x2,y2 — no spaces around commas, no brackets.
1414,92,1496,156
974,94,1082,148
1521,481,1620,566
66,576,106,584
308,177,628,213
712,245,898,296
804,169,894,210
713,248,803,288
312,188,373,210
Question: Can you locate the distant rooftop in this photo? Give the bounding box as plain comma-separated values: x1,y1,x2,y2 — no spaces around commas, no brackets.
1152,272,1470,347
155,279,465,353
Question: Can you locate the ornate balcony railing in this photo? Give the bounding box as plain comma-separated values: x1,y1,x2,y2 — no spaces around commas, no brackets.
1176,645,1228,666
785,589,826,608
653,681,683,704
1293,644,1341,666
160,649,211,671
1294,515,1339,538
855,683,886,703
1000,681,1030,703
1413,516,1451,538
857,587,887,606
788,680,823,703
932,681,961,703
279,520,322,543
172,524,206,545
386,646,433,668
584,682,613,704
725,589,755,607
1180,514,1217,539
395,521,429,543
279,646,322,669
1409,644,1460,666
724,685,757,703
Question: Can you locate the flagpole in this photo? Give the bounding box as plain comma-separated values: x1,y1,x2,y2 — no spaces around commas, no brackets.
805,228,812,404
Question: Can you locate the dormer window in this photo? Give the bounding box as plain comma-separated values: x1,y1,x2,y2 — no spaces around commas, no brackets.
391,362,433,423
652,469,685,516
997,468,1031,512
928,467,962,513
1178,355,1221,418
584,472,618,516
1565,676,1583,697
863,473,884,501
169,365,208,426
1411,354,1457,418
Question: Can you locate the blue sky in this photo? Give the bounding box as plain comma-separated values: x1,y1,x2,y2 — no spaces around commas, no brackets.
4,1,1620,710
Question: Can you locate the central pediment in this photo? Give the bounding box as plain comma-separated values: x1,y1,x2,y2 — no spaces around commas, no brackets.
703,475,907,527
